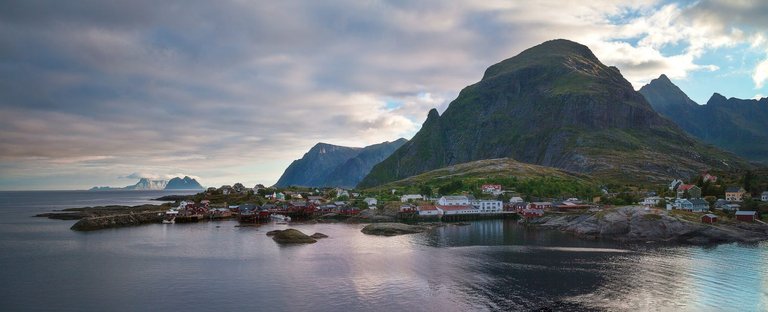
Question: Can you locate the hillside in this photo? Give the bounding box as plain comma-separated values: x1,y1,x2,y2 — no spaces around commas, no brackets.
359,39,749,188
275,139,407,188
365,158,601,200
639,75,768,163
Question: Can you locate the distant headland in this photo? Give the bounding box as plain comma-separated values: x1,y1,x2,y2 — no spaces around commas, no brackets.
89,176,204,191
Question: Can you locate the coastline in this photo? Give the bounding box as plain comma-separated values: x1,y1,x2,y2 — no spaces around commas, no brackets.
528,206,768,245
35,204,768,245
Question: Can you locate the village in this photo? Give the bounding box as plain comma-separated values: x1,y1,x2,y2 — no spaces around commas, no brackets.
162,172,768,228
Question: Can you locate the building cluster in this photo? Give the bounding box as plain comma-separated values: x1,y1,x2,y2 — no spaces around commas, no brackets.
644,173,764,223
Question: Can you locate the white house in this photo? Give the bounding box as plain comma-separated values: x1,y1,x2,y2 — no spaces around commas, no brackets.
438,196,469,206
474,200,503,212
669,179,683,191
400,194,424,202
761,191,768,202
364,197,378,207
438,205,479,215
642,196,662,207
509,196,524,204
481,184,503,196
417,205,441,216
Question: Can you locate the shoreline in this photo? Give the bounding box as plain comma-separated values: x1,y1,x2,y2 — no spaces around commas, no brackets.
35,204,768,245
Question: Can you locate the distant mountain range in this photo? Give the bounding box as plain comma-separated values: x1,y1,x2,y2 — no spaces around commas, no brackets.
275,139,407,188
358,39,750,188
89,176,204,191
639,74,768,163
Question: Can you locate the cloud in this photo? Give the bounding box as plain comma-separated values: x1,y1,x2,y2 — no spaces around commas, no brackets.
754,58,768,88
2,0,768,189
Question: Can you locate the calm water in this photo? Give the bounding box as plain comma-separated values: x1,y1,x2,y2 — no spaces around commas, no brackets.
0,191,766,311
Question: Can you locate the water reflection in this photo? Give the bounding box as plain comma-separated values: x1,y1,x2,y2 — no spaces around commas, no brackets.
2,191,767,312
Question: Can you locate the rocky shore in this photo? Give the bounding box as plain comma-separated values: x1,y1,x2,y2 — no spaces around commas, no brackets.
35,204,170,231
70,211,165,231
530,206,768,245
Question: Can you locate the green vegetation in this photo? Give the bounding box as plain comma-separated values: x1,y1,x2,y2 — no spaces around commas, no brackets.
364,158,600,199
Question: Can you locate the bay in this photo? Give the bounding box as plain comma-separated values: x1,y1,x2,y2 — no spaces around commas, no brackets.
0,191,766,311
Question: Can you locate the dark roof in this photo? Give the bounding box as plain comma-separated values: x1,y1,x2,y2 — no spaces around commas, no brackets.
725,187,744,193
690,198,709,205
735,210,757,216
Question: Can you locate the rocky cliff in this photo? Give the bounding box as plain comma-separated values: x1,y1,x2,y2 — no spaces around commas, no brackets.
640,75,768,163
276,139,406,188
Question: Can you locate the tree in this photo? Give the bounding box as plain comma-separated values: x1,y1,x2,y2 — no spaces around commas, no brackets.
743,170,756,193
419,185,433,198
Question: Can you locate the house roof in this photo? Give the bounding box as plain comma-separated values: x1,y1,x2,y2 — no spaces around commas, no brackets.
436,205,474,211
441,196,468,201
726,187,744,193
690,198,709,205
417,205,437,211
762,191,768,196
702,214,718,218
735,210,757,216
531,202,553,205
677,184,697,191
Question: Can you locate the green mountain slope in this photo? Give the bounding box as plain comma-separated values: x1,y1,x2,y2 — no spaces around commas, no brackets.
359,39,749,188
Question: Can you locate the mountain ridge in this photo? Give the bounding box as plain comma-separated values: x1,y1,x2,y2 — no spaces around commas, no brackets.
359,39,749,188
89,176,204,191
639,75,768,163
275,139,407,188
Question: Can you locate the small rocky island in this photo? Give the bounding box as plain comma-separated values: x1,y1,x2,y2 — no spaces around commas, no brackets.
36,204,170,231
267,229,328,244
360,223,433,236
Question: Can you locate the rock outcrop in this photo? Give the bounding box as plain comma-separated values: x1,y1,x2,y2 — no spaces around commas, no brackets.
360,223,432,236
70,212,164,231
531,206,768,244
270,229,318,244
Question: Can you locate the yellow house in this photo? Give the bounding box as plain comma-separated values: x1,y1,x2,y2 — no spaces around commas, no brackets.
725,187,746,202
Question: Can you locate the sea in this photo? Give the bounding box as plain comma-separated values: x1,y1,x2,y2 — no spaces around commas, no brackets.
0,190,766,312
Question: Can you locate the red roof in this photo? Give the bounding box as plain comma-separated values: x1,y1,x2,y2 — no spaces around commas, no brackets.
678,184,696,191
436,205,474,211
417,205,438,211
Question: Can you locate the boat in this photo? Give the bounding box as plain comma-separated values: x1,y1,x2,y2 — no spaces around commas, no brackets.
163,209,179,224
271,214,291,224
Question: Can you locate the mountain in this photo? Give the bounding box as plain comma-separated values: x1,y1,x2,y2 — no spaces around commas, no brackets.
165,176,204,190
275,139,407,188
89,176,203,191
124,178,167,190
359,39,749,188
639,75,768,163
324,138,408,188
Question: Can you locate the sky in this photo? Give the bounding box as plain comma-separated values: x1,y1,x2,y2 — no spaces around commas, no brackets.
2,0,768,190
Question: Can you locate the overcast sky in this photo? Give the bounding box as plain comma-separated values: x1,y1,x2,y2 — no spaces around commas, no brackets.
2,0,768,190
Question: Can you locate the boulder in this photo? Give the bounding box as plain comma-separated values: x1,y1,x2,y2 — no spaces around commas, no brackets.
310,232,329,239
271,229,317,244
360,223,431,236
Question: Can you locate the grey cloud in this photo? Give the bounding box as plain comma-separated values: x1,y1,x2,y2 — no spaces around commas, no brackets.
1,0,755,189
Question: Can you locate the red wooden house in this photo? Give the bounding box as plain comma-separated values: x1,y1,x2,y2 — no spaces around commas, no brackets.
701,214,718,224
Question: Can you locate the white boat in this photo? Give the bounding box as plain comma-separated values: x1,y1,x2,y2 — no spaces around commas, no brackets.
271,214,291,224
163,209,178,224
